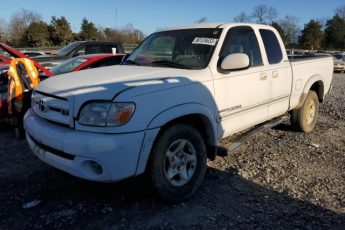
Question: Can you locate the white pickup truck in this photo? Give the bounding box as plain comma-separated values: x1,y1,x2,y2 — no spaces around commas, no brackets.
24,23,333,201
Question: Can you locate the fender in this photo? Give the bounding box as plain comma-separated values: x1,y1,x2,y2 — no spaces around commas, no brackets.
295,74,324,109
147,103,217,130
135,103,218,175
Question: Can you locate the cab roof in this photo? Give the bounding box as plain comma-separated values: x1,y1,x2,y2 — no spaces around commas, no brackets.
165,22,274,31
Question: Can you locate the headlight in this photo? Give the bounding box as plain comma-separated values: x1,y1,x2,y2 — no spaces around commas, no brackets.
78,102,135,127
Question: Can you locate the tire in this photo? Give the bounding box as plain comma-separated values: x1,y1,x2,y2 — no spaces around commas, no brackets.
147,124,207,202
291,90,319,133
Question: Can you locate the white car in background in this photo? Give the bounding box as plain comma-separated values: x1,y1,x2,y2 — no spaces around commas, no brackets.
333,55,345,73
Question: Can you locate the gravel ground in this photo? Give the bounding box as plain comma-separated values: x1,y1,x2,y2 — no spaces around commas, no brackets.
0,74,344,229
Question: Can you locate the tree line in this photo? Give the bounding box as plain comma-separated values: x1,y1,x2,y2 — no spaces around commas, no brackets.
1,5,345,50
0,9,145,47
233,4,345,50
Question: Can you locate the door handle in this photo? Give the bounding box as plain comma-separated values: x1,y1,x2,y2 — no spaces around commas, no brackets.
260,73,268,80
272,71,279,78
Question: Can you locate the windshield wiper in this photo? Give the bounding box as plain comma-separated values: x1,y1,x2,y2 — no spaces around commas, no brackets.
123,59,141,66
150,60,190,69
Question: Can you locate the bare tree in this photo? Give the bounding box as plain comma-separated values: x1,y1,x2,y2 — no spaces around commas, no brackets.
196,17,208,24
7,9,42,46
99,23,144,44
0,18,8,42
267,7,278,23
233,12,251,22
252,4,278,24
335,5,345,19
279,15,300,44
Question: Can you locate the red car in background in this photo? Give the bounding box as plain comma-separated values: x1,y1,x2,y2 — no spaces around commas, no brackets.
49,53,125,76
0,55,11,66
0,43,125,133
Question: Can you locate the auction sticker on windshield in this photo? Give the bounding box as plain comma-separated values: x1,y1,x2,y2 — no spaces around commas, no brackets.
192,37,218,46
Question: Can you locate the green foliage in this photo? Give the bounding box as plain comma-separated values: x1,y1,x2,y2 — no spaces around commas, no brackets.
48,16,73,46
23,21,50,47
299,20,323,50
79,18,99,40
323,15,345,50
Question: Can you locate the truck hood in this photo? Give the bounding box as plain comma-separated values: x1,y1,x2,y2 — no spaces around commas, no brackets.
36,65,199,102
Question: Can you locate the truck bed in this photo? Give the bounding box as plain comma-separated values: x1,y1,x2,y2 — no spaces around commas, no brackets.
288,56,333,110
288,54,331,62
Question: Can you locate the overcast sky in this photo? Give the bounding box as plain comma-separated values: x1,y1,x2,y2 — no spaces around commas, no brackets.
0,0,344,34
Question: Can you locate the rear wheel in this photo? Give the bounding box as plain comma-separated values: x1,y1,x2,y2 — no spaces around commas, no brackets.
291,90,319,133
148,124,207,202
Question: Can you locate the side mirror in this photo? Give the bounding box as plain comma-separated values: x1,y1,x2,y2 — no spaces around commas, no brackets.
220,53,250,71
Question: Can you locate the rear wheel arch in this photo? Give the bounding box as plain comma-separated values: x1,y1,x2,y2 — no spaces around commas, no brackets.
296,76,325,109
310,80,324,102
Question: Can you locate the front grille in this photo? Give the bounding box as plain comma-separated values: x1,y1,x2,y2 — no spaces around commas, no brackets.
32,91,72,127
29,134,75,160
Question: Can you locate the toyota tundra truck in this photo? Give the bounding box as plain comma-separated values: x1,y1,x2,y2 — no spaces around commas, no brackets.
24,23,333,201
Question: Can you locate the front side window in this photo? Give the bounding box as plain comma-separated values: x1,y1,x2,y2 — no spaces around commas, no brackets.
220,26,263,67
260,29,283,64
74,47,86,57
57,42,81,56
125,28,223,69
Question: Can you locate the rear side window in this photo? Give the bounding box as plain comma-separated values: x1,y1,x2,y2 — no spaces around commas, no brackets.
103,45,120,53
221,26,263,67
85,45,103,54
259,29,283,64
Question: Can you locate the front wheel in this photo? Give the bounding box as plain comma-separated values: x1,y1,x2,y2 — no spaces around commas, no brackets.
291,90,319,133
147,124,207,202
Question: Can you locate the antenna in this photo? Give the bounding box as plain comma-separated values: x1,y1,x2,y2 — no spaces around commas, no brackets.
115,7,118,28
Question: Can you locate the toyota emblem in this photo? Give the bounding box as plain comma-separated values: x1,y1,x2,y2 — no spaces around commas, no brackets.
38,100,48,113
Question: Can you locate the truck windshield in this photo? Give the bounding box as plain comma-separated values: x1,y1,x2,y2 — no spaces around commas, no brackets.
125,28,222,69
57,42,82,56
50,57,88,75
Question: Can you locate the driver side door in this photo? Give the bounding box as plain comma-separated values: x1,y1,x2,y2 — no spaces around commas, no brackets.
213,26,270,137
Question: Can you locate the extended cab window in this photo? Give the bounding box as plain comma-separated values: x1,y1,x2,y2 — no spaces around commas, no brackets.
220,26,263,67
259,29,283,64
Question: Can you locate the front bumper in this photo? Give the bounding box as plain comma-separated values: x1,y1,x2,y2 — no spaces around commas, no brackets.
24,109,145,182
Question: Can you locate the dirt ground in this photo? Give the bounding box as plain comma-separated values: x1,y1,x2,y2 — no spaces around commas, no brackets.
0,74,344,229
